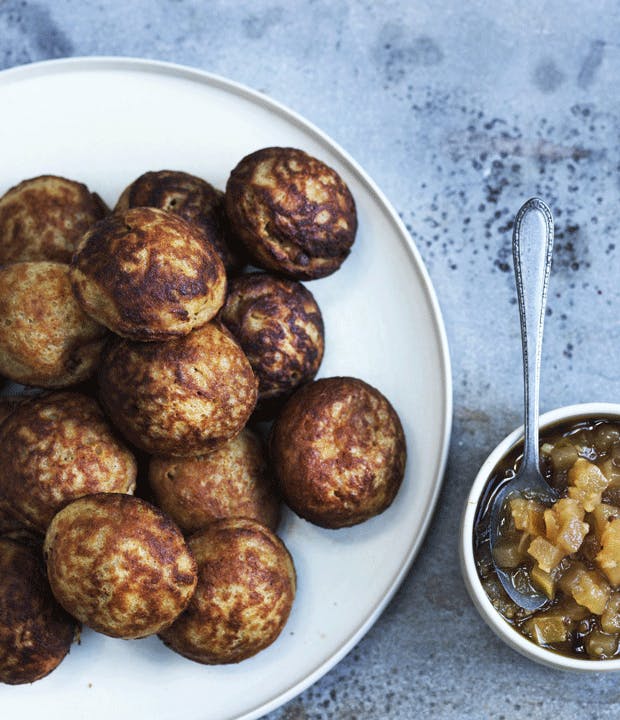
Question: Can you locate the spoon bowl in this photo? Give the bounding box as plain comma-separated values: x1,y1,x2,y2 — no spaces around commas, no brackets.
488,472,558,611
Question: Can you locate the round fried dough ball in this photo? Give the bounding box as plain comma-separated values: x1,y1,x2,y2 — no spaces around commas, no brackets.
225,147,357,280
0,175,107,264
0,538,76,684
159,518,295,664
220,272,324,404
270,377,406,528
115,170,245,273
0,262,107,388
70,206,227,341
0,392,137,532
149,428,280,534
44,494,197,639
99,322,258,456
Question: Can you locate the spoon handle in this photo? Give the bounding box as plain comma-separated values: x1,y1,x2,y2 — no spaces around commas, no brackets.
512,198,554,476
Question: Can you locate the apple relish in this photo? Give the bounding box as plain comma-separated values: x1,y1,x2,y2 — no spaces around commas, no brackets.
474,418,620,659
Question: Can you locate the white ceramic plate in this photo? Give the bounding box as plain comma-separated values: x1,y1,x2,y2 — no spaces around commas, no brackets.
0,58,452,720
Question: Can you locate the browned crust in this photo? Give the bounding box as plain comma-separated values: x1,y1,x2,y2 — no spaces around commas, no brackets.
270,377,407,528
225,147,357,280
149,428,280,533
115,170,246,273
0,262,107,388
219,272,324,404
0,538,77,684
70,206,227,341
0,395,25,426
44,493,197,639
99,322,258,456
159,518,295,664
0,505,24,533
0,392,137,532
0,175,107,264
0,506,42,548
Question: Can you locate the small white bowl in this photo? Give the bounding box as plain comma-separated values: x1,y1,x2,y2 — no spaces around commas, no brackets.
460,402,620,671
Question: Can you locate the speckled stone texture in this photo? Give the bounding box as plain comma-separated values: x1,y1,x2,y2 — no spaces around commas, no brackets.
3,0,620,717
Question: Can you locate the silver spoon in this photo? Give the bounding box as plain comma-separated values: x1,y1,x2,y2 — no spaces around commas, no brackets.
489,197,558,611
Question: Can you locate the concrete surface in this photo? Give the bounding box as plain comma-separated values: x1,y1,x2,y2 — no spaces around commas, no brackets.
3,1,620,717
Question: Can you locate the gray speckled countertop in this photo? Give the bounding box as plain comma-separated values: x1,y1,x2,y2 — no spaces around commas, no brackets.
3,1,620,717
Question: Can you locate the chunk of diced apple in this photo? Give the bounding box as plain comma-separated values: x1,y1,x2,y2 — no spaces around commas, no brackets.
528,536,566,573
558,561,610,615
591,503,620,544
546,440,579,472
509,497,545,537
523,613,570,645
555,595,590,622
568,458,611,512
531,564,557,600
584,629,619,659
601,592,620,634
596,517,620,586
557,517,590,555
543,498,588,554
599,459,620,490
493,534,529,569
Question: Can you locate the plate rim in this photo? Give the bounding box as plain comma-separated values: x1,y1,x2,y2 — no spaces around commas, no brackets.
0,55,453,720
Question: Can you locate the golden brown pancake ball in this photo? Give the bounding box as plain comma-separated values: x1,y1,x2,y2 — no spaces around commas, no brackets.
0,262,107,388
225,147,357,280
270,377,407,529
115,170,246,273
219,272,324,404
149,428,280,534
99,322,258,456
0,174,107,264
0,538,76,684
44,494,197,639
159,518,295,664
70,206,227,341
0,392,137,533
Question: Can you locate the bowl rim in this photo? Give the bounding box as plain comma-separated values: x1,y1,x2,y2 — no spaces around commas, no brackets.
460,401,620,671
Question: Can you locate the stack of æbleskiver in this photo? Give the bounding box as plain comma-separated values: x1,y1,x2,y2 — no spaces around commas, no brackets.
0,147,407,685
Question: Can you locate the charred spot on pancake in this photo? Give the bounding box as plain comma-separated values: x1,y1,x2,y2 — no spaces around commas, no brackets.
70,207,227,341
0,392,137,533
0,262,107,388
219,272,324,409
225,147,357,280
115,170,246,273
0,175,107,264
270,377,406,528
159,518,295,664
98,322,258,456
44,493,197,639
0,538,77,684
149,428,280,534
